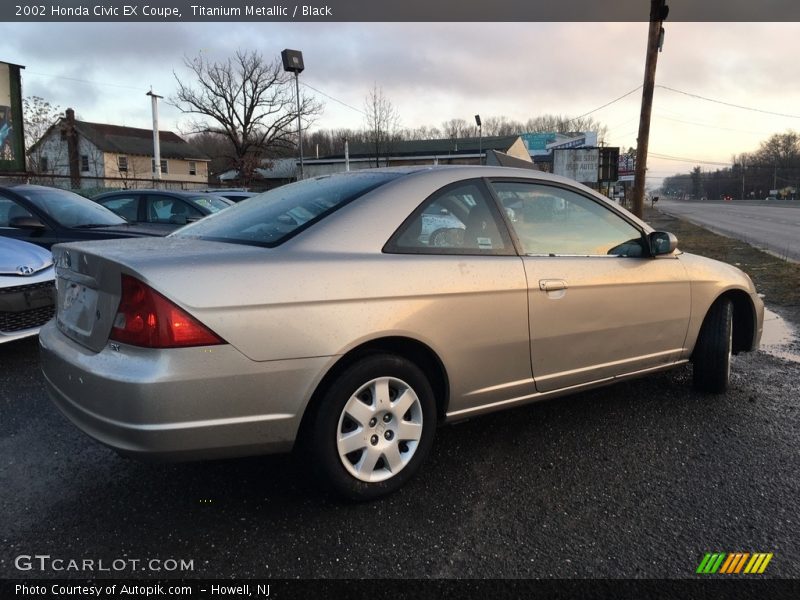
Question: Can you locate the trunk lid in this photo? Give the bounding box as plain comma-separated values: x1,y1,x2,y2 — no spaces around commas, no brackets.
53,243,125,352
52,237,265,352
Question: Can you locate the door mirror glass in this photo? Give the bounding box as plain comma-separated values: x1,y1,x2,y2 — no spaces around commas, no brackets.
649,231,678,255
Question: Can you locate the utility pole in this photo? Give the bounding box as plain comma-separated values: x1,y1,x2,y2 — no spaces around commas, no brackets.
741,156,745,200
146,90,163,182
632,0,669,218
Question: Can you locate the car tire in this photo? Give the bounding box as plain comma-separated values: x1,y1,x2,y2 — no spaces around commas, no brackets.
692,298,733,393
308,354,437,500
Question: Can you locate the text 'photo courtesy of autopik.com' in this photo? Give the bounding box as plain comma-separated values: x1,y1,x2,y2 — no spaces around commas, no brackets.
1,1,800,599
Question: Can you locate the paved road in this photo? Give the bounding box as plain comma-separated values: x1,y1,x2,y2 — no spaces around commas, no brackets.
657,199,800,262
1,334,799,580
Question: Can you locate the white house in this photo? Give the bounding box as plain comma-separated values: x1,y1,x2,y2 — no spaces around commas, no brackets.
28,108,210,189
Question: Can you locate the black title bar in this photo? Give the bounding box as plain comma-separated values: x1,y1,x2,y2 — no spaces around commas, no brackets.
3,0,800,22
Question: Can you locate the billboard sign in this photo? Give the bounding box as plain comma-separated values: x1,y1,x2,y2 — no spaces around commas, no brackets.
618,153,635,182
522,131,598,157
553,148,599,184
0,61,25,171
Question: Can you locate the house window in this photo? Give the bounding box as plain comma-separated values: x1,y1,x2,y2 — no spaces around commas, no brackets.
40,156,49,172
188,161,197,176
117,156,128,172
151,159,168,175
81,155,89,172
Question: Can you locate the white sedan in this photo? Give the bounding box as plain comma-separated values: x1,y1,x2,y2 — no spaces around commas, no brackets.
0,237,55,343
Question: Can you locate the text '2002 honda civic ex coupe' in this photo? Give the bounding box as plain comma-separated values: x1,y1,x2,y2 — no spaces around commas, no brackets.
39,166,763,499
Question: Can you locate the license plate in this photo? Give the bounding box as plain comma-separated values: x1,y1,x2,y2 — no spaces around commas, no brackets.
58,280,99,337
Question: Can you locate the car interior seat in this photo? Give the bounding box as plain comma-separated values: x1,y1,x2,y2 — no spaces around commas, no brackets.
462,204,501,250
169,201,189,224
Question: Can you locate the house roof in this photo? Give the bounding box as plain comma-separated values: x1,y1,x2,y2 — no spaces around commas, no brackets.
72,120,210,161
29,117,210,161
326,135,524,159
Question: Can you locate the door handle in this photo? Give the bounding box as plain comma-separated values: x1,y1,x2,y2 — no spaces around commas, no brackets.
539,279,568,292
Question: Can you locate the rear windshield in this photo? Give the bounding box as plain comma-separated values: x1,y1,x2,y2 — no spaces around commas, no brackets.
172,172,402,247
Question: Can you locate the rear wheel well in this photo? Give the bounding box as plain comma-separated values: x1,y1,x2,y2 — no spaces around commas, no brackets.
295,337,449,448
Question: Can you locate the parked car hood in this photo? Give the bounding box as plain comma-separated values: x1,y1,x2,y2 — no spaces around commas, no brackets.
0,237,53,275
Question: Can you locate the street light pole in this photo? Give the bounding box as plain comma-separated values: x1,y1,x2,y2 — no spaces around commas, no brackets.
294,72,303,180
281,49,305,180
475,114,482,165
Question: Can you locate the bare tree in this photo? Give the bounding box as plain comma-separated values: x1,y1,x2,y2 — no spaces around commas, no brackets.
404,125,442,140
186,131,237,179
482,116,522,137
752,131,800,168
441,118,475,139
171,50,323,184
524,114,608,143
23,96,62,171
299,128,368,158
364,84,401,167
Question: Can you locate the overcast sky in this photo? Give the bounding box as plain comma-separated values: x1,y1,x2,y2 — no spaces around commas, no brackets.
2,21,799,187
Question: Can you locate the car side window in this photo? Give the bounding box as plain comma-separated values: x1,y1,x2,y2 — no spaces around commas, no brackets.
145,196,202,224
0,197,34,227
99,196,138,222
387,181,512,255
491,181,646,257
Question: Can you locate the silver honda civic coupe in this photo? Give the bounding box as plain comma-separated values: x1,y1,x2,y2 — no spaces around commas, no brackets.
39,166,764,499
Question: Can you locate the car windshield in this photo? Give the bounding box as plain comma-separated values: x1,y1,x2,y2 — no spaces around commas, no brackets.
18,187,126,227
172,172,402,247
188,195,230,213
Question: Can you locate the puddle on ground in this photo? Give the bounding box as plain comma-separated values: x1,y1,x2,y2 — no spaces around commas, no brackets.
760,308,800,363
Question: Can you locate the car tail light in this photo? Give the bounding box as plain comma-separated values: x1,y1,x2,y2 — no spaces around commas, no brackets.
110,275,224,348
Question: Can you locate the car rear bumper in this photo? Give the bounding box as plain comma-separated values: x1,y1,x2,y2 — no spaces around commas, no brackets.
39,320,330,461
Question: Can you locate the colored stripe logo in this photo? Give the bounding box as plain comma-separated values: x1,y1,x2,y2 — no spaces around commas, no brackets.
696,553,773,574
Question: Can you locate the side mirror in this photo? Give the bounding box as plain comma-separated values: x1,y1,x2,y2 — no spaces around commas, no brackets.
10,215,46,230
649,231,678,256
169,215,188,225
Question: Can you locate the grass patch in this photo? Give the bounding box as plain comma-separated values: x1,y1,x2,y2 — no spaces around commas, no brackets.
645,207,800,308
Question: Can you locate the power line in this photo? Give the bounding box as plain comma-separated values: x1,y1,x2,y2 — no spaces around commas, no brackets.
649,152,731,167
300,81,366,116
652,112,770,136
567,85,642,123
656,85,800,119
26,70,144,92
